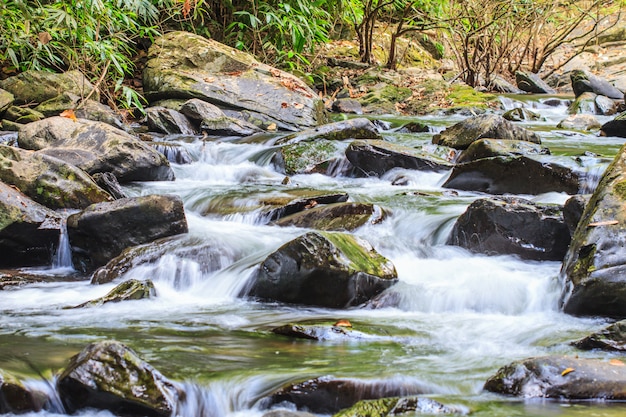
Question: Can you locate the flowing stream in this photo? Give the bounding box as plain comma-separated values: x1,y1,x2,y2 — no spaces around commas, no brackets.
2,97,626,417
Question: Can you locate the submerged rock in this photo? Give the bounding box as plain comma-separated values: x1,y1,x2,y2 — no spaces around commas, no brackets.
71,279,157,308
333,396,458,417
242,231,397,308
0,369,48,414
57,340,180,417
272,321,377,341
447,197,570,261
274,202,385,231
432,114,541,150
484,356,626,400
455,138,549,164
572,320,626,351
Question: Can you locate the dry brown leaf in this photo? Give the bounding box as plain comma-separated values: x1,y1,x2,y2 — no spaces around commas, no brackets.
267,123,277,131
270,68,281,77
334,319,352,328
59,109,77,122
281,102,289,108
610,359,625,366
588,220,619,227
38,32,52,45
204,77,216,83
561,367,575,376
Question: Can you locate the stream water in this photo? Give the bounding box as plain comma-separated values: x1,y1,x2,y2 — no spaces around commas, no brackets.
2,96,626,417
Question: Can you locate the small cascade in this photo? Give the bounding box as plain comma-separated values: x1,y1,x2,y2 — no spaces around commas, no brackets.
52,215,74,270
24,376,66,414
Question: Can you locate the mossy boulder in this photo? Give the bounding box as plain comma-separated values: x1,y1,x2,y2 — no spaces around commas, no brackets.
0,70,96,105
57,340,180,417
18,116,174,182
484,356,626,400
276,118,381,145
273,139,347,175
502,107,541,122
447,197,570,261
274,202,386,231
572,320,626,351
4,106,45,124
600,111,626,138
71,279,157,308
0,88,13,115
515,71,556,94
0,369,48,414
242,231,398,308
568,92,599,115
360,84,412,114
432,114,541,150
68,194,188,271
571,69,623,99
272,321,376,341
456,138,549,164
0,181,62,267
0,145,113,209
262,192,350,223
346,139,452,176
179,98,263,136
333,396,457,417
560,143,626,318
143,31,326,131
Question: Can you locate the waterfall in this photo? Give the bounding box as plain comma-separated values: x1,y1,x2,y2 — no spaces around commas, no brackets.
52,215,74,270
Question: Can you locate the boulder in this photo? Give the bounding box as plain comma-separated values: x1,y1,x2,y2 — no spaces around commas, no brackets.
34,92,81,117
0,369,48,414
0,182,62,267
346,140,451,176
179,98,262,136
568,92,599,114
57,340,180,417
489,75,525,94
447,197,570,261
571,69,623,99
456,138,549,164
560,143,626,317
333,396,457,417
262,376,427,414
262,192,350,223
563,194,589,235
557,114,601,130
67,194,188,270
484,356,626,400
4,106,45,124
600,111,626,138
515,71,556,94
71,279,157,308
432,114,541,150
272,321,376,341
92,172,127,200
502,107,541,122
18,116,174,182
572,320,626,351
0,145,113,209
595,95,618,116
395,121,429,133
274,202,385,231
0,70,96,105
443,155,582,195
146,106,197,135
0,89,13,115
276,118,381,145
242,231,398,308
272,139,347,175
143,31,326,131
332,98,363,114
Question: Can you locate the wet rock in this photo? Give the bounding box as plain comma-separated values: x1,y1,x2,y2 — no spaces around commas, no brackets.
443,155,582,195
346,140,451,177
242,231,398,308
143,31,325,131
151,142,193,165
595,95,618,116
600,111,626,138
274,202,386,231
262,192,349,223
447,197,570,261
33,92,82,117
263,411,317,417
333,396,458,417
92,172,127,200
0,369,48,414
67,194,188,271
432,114,541,150
568,92,599,115
0,182,62,267
572,320,626,351
18,116,174,182
263,376,427,414
332,99,363,115
277,118,381,145
484,356,626,400
71,279,157,308
515,71,556,94
179,99,262,136
557,114,601,130
4,106,45,124
563,194,589,235
395,121,429,133
0,145,113,209
0,89,13,115
502,107,541,122
146,106,196,135
571,69,624,99
57,340,180,417
0,70,96,105
456,138,549,164
272,321,376,341
273,139,347,175
560,143,626,317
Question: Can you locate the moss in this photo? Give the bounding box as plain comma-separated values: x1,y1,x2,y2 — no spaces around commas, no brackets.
281,140,339,175
613,180,626,200
322,231,396,278
334,397,398,417
572,244,597,280
448,84,497,108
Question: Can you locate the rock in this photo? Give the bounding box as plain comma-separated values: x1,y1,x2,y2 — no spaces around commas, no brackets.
346,140,451,176
443,156,582,195
273,139,347,175
57,340,180,417
515,71,556,94
502,107,541,122
272,321,377,341
395,121,429,133
600,111,626,138
332,99,363,114
456,138,549,164
0,145,113,209
571,69,623,99
560,143,626,317
447,197,570,261
0,131,17,146
489,75,525,94
242,231,398,308
484,356,626,400
92,172,127,200
0,70,96,105
333,396,458,417
179,99,262,136
143,31,325,131
432,114,541,150
563,194,589,235
151,142,193,165
0,89,13,115
262,192,350,223
0,182,62,267
274,202,386,231
71,279,157,308
568,92,599,114
360,84,412,114
34,92,81,117
595,95,618,116
4,106,45,124
75,100,125,129
0,369,48,414
263,411,317,417
263,376,427,414
146,106,197,135
557,114,601,130
67,194,188,271
277,118,381,145
572,320,626,351
18,116,174,182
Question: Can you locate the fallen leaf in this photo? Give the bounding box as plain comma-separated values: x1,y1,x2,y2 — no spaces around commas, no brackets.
610,359,625,366
270,68,281,77
281,102,289,108
561,367,575,376
588,220,619,227
60,109,77,122
304,200,317,209
38,32,52,45
267,123,277,131
334,319,352,328
204,76,216,83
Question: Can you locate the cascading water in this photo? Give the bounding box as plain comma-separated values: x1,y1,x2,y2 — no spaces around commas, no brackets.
2,102,625,417
52,214,74,271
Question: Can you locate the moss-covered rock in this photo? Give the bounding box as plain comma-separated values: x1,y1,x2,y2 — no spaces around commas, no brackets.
456,138,549,164
333,396,457,417
572,320,626,351
57,340,180,417
242,231,397,308
274,202,386,231
4,106,45,124
360,84,412,114
272,321,376,341
0,88,14,116
71,279,157,308
568,92,599,115
273,139,347,175
502,107,541,122
0,369,48,414
0,70,96,105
